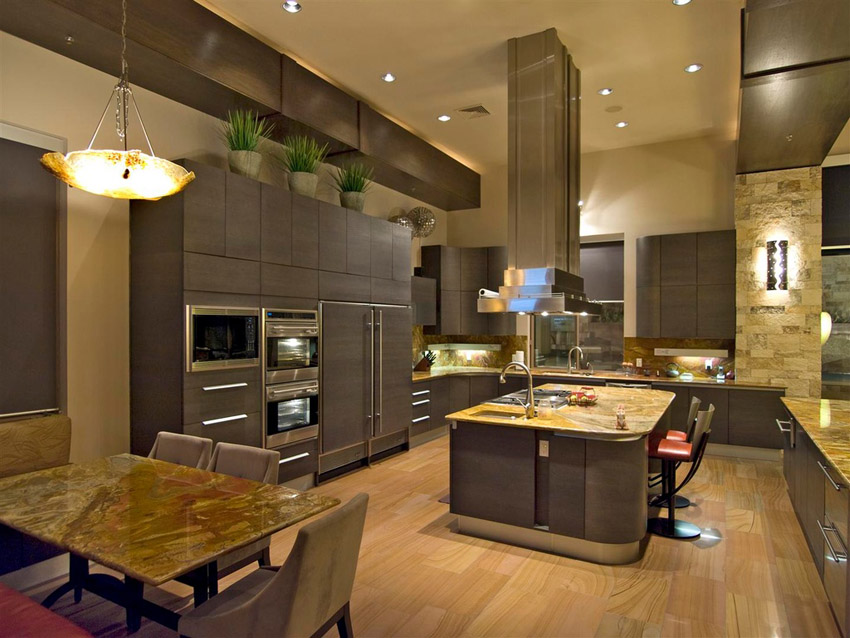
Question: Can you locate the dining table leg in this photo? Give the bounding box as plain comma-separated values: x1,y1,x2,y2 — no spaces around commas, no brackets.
207,560,218,598
124,575,143,633
71,553,88,603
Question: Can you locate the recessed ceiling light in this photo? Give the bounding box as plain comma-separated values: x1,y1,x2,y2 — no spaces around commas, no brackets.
615,121,629,128
381,73,396,83
437,115,451,122
597,88,614,96
684,63,703,73
672,0,692,5
282,1,302,13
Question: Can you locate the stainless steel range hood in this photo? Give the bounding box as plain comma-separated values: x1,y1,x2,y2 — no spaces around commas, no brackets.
478,28,601,316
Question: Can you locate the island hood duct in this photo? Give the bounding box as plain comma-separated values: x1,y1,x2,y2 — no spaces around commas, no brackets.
478,29,601,316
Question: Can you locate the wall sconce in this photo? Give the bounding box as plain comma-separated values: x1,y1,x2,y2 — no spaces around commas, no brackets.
766,240,788,291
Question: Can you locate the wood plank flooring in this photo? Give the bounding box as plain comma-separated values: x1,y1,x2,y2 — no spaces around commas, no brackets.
22,435,839,637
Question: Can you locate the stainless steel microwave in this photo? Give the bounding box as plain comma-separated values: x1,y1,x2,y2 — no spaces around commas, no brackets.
186,306,260,372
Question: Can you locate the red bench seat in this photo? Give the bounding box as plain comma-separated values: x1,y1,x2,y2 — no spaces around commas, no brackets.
0,583,92,638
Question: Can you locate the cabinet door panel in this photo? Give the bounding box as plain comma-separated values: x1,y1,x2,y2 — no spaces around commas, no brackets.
372,277,411,306
469,375,499,406
392,225,412,282
460,247,488,291
375,306,412,437
636,236,661,288
636,286,661,338
319,271,371,303
370,218,393,279
461,291,488,335
184,252,260,294
320,303,371,453
183,161,225,255
660,285,697,338
697,230,735,285
439,290,461,334
412,276,437,326
728,389,785,449
346,210,371,276
319,202,347,272
225,172,261,260
687,387,729,445
291,193,319,269
697,284,735,339
487,246,507,291
448,376,470,414
488,313,514,336
261,263,318,299
652,383,690,434
429,377,451,426
441,247,461,291
260,184,291,265
660,233,696,286
184,412,261,448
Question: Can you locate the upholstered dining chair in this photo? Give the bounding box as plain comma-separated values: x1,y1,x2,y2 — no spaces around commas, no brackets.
148,431,213,469
178,493,369,638
206,443,281,574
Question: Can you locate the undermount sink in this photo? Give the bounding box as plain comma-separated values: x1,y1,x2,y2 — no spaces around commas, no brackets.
470,408,528,421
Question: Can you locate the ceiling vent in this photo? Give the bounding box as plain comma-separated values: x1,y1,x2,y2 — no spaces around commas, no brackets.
455,104,491,119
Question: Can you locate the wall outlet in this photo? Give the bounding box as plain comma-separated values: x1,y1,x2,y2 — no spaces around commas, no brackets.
705,358,712,371
635,358,643,368
538,440,550,458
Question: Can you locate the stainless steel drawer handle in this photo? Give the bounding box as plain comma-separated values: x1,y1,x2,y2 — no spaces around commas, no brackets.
775,419,792,433
202,414,248,426
412,399,431,406
279,452,310,465
412,415,430,423
412,390,431,396
818,519,848,562
818,461,844,491
203,382,248,392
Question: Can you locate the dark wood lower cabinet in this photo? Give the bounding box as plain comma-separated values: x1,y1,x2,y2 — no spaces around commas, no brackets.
728,389,786,449
469,375,499,406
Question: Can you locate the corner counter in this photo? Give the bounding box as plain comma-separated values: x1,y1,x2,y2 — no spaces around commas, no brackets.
447,383,674,564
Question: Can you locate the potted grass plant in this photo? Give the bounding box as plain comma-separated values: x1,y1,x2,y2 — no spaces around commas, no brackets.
333,163,373,211
222,109,273,180
278,135,328,197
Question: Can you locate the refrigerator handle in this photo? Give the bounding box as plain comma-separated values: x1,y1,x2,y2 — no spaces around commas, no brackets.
369,308,375,438
377,309,383,434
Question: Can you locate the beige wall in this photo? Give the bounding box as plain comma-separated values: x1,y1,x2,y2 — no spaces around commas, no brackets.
0,32,447,461
446,135,737,335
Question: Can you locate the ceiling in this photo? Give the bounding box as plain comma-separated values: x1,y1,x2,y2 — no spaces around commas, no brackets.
200,0,744,173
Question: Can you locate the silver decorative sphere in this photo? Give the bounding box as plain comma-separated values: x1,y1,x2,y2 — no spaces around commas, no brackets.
389,214,414,232
408,207,436,238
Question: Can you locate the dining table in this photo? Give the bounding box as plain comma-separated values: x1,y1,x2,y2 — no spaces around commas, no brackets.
0,453,339,632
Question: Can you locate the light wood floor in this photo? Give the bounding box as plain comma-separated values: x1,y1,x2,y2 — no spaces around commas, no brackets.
26,434,840,637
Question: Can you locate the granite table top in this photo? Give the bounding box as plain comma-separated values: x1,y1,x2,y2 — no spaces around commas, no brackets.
782,397,850,485
446,383,675,440
413,365,781,389
0,454,339,586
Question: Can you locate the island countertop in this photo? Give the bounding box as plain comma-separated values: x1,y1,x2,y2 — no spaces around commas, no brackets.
782,397,850,485
446,383,674,440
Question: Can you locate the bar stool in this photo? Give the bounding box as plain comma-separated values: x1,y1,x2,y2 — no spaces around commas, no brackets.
647,405,714,539
651,396,701,508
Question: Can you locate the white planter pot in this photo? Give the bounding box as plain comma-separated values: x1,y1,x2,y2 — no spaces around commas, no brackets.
288,172,319,197
227,150,261,180
340,191,366,212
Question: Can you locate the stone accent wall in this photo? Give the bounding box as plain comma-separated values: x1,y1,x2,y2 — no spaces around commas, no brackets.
735,167,822,398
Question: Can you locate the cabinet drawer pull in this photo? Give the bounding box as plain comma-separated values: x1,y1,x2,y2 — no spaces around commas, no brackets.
412,415,430,424
412,399,431,406
818,461,844,491
279,452,310,465
775,419,791,433
203,382,248,392
202,414,248,426
818,519,848,562
412,390,431,396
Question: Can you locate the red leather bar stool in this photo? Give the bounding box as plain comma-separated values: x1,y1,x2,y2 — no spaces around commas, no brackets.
649,396,701,508
647,405,714,539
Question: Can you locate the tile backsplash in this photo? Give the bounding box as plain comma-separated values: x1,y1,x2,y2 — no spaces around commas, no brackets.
624,337,735,380
412,326,527,369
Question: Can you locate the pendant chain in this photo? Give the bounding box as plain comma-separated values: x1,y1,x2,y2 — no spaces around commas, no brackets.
115,0,130,150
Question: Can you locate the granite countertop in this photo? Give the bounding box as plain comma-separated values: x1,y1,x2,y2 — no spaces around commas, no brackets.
446,383,675,440
0,454,338,585
782,397,850,485
414,365,781,389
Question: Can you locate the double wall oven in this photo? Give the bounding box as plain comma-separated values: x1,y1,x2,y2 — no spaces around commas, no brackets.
263,309,319,448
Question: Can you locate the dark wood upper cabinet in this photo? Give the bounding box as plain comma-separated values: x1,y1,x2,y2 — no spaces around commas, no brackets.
580,242,624,301
412,276,437,326
660,285,697,338
824,165,850,248
697,230,735,286
279,56,359,149
660,233,697,286
636,286,661,338
318,202,348,273
460,291,488,335
743,0,850,77
260,184,291,265
636,236,661,288
460,248,488,292
291,193,319,270
392,225,412,282
487,246,507,291
225,172,261,261
438,290,461,335
346,210,371,276
182,160,225,256
697,284,735,339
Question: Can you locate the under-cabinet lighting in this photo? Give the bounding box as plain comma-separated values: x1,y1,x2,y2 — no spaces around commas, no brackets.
766,239,788,290
426,343,501,352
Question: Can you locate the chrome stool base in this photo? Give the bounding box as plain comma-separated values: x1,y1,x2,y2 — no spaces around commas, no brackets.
647,517,701,540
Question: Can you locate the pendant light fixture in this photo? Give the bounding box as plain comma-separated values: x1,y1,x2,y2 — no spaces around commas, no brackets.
40,0,194,200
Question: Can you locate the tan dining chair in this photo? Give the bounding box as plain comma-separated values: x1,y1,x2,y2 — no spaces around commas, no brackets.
206,442,281,573
148,431,213,469
178,493,369,638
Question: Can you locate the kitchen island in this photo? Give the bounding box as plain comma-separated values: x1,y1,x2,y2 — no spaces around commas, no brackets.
447,383,674,564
